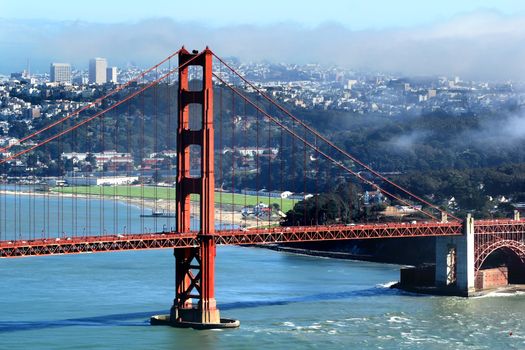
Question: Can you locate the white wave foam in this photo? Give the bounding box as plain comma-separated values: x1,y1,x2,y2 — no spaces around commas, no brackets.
473,290,525,299
388,316,410,323
377,281,397,288
308,323,322,330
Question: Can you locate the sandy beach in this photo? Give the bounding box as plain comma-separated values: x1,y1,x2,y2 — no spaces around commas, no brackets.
0,189,275,228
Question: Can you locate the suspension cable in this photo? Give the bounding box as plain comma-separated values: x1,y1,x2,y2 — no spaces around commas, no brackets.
212,72,441,221
212,53,459,222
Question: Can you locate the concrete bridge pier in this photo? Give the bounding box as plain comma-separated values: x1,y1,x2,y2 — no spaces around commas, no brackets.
435,214,475,296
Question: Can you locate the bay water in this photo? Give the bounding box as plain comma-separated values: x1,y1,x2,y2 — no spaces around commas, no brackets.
0,193,524,349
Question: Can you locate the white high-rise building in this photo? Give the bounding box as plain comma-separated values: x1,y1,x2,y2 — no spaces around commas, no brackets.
89,57,107,84
50,63,71,83
106,67,117,83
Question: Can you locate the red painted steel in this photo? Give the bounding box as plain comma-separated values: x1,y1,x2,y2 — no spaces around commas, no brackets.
473,219,525,272
0,232,199,258
214,222,462,245
475,239,525,272
172,48,219,324
2,221,525,268
0,222,461,257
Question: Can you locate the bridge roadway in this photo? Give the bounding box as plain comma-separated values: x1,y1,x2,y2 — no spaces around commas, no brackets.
0,219,523,258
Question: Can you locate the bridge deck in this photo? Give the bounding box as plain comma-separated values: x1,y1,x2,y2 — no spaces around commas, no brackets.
1,219,524,258
0,221,466,258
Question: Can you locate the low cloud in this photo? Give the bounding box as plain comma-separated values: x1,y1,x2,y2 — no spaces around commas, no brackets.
387,131,429,153
1,11,525,81
466,113,525,149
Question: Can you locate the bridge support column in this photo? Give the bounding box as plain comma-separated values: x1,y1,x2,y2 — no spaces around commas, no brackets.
169,238,222,326
435,214,475,296
151,47,238,329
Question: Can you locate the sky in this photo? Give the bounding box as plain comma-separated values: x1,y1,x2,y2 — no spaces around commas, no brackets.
1,0,525,80
2,0,524,29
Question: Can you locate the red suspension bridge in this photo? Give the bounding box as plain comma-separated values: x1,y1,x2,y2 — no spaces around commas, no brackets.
0,48,524,328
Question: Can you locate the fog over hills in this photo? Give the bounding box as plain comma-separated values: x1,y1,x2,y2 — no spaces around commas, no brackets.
1,10,524,81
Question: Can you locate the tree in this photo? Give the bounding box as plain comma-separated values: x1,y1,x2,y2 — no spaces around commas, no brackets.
85,153,97,168
282,193,350,226
8,121,29,138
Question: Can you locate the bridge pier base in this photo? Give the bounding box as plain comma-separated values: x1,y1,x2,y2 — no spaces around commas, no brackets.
150,242,239,329
435,214,476,296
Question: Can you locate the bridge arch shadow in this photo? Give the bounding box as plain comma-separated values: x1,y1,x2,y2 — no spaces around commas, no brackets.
476,239,525,284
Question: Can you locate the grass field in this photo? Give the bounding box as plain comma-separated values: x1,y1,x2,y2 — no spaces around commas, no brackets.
53,186,297,212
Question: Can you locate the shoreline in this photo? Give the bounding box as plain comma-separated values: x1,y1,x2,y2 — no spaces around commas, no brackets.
260,245,525,297
0,189,272,228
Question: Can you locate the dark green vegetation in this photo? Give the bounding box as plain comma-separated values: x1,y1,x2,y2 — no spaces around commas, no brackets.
7,81,525,220
286,106,525,219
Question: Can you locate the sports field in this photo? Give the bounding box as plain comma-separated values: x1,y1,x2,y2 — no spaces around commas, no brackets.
54,186,296,212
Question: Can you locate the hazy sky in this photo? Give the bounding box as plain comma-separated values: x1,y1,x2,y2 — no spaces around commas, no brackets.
2,0,524,28
1,0,525,80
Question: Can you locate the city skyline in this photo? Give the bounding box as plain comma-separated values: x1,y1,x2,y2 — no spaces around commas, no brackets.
1,2,525,81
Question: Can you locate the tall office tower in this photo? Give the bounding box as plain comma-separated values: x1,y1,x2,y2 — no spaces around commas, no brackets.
50,63,71,83
106,67,118,83
89,57,107,84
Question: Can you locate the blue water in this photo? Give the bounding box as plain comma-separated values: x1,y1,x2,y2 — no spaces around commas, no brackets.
0,187,169,240
0,187,234,241
0,193,525,349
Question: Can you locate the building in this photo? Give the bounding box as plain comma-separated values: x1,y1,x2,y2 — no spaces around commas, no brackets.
0,137,19,147
65,176,138,186
50,63,71,83
106,67,117,83
346,79,358,90
23,107,41,119
73,75,88,85
61,151,134,171
222,147,279,158
94,151,133,170
89,58,107,84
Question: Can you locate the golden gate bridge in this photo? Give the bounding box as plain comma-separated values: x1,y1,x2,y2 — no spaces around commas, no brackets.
0,48,524,328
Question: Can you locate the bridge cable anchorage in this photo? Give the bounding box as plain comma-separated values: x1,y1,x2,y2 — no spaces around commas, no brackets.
211,52,459,222
0,49,184,154
212,72,440,222
0,52,202,167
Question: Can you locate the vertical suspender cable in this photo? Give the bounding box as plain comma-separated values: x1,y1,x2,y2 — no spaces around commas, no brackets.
218,63,223,229
154,67,158,233
167,57,173,231
113,101,118,235
243,81,247,228
280,113,284,224
255,94,260,229
140,75,145,234
267,104,272,227
231,79,235,229
303,126,307,225
315,135,319,225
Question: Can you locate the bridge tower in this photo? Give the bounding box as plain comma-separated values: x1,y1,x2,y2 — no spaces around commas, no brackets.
152,48,238,328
